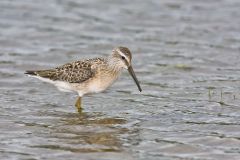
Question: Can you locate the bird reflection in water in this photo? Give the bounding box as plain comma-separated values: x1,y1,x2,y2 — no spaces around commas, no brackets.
31,111,128,153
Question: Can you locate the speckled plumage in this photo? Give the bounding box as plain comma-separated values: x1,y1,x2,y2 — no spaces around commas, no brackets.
26,58,105,83
25,46,142,112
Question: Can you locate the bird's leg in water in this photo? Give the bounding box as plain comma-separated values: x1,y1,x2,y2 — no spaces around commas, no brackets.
75,97,82,113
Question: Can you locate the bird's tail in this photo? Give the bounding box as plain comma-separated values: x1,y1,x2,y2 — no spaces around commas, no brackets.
25,70,37,76
25,69,56,80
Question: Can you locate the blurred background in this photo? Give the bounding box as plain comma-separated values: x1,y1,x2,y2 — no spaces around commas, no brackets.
1,0,240,159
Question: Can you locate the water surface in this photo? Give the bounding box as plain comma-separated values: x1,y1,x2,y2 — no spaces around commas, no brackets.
1,0,240,159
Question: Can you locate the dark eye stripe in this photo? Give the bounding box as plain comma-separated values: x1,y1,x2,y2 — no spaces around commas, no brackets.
121,56,129,66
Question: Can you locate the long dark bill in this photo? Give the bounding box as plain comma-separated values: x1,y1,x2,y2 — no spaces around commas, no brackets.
128,66,142,92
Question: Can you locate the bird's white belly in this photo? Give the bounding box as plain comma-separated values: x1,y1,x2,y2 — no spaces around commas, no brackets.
55,81,74,92
29,75,75,92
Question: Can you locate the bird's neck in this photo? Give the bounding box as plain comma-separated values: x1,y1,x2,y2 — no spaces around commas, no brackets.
106,56,123,73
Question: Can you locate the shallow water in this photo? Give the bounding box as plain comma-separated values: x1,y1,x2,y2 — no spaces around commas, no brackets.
1,0,240,159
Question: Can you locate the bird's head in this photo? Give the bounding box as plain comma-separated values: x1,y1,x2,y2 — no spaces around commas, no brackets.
111,46,132,69
109,46,142,92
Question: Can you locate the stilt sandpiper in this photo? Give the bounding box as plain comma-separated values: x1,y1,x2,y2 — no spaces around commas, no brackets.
25,46,142,112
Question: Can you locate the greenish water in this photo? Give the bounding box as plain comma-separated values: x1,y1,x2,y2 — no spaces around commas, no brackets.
1,0,240,159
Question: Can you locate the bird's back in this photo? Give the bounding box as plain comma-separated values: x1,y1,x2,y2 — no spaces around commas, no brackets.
25,58,106,83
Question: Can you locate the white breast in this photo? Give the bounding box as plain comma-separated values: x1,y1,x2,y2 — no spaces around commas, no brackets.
88,73,119,93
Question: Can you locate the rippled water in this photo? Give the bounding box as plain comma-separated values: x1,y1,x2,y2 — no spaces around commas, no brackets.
1,0,240,159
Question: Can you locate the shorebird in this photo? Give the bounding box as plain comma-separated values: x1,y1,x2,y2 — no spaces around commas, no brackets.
25,46,142,112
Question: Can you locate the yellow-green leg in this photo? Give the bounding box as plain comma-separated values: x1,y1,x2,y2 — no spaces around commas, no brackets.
75,96,82,113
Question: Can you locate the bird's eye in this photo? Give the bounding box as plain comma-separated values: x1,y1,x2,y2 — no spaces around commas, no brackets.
121,56,125,60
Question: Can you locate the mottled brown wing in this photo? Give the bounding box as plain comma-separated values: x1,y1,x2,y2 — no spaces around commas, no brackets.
25,58,106,83
35,60,94,83
56,60,95,83
53,61,94,83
